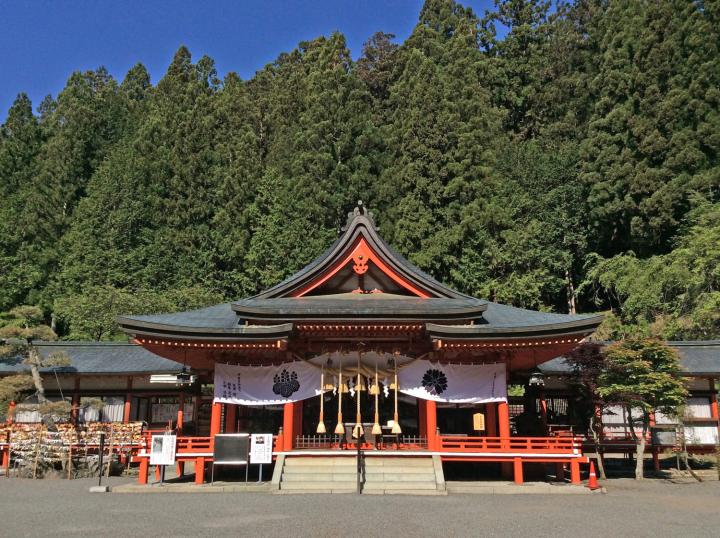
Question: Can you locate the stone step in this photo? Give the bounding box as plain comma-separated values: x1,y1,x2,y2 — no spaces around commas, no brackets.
362,481,438,491
275,489,357,495
363,473,436,482
366,465,434,472
284,458,356,467
280,481,356,491
363,489,447,496
364,458,433,467
281,472,357,482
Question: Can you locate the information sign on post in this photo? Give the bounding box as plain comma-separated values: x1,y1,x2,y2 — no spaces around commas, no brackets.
250,434,273,464
150,434,177,466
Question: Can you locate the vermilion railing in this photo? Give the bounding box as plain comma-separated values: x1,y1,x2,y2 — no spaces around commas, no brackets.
439,436,582,453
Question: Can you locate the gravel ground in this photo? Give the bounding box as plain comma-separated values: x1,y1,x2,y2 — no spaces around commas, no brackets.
0,477,718,537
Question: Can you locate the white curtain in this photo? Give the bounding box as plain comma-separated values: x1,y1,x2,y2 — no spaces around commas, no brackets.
397,360,507,404
214,362,323,406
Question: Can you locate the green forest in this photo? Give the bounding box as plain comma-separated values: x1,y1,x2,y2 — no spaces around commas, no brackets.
0,0,717,342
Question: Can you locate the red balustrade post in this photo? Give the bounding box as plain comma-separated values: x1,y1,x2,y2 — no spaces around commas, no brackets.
513,458,524,485
498,401,512,479
195,457,205,484
138,458,149,485
570,460,581,484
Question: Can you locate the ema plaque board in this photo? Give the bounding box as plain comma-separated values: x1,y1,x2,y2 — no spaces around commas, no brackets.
213,434,250,465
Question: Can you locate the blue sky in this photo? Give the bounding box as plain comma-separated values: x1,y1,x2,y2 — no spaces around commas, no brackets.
0,0,499,119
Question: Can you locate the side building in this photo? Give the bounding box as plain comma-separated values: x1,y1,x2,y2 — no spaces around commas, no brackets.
0,341,207,433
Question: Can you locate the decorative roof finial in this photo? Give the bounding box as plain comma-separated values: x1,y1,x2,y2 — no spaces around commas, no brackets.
344,200,376,230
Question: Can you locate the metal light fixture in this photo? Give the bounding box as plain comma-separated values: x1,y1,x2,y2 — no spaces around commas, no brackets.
528,368,545,387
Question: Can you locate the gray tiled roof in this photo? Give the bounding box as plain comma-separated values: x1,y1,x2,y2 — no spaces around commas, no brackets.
539,341,720,376
482,302,599,328
232,293,488,321
0,342,182,375
126,303,238,329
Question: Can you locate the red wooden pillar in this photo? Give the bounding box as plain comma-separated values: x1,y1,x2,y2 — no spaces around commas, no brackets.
123,377,133,424
210,402,222,437
292,401,303,447
498,402,511,440
177,392,185,434
538,389,548,434
426,400,437,450
283,402,295,451
418,399,427,438
7,401,15,424
498,401,512,479
224,404,237,433
2,445,9,476
486,403,497,437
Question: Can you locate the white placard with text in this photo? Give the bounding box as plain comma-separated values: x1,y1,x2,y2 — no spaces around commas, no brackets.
249,433,273,464
150,434,177,465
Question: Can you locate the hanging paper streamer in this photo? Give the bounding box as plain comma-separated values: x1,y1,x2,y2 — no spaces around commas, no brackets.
398,360,506,403
214,362,322,406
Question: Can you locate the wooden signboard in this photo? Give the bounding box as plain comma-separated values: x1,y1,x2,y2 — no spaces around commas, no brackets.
473,412,486,432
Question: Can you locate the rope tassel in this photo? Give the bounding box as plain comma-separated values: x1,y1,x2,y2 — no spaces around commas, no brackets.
334,365,344,435
316,365,326,434
392,359,402,434
372,362,381,435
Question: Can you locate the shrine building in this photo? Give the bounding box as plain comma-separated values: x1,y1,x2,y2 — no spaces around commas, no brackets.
117,204,604,489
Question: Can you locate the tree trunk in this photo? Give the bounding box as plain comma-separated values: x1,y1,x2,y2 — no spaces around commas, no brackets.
626,406,646,480
589,413,607,479
28,348,47,404
565,270,577,315
635,435,646,480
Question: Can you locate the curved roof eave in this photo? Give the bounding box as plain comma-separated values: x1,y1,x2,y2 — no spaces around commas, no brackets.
117,316,294,341
426,314,604,339
231,295,488,321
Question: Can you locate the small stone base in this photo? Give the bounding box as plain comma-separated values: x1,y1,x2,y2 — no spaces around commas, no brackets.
89,486,110,493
